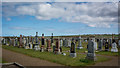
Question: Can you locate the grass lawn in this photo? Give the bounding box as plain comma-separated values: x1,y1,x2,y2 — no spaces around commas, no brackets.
62,41,118,56
3,45,110,66
96,51,118,56
0,57,6,63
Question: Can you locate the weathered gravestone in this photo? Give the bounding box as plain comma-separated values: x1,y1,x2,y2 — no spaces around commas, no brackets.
19,35,23,48
60,39,63,47
70,39,76,58
77,36,83,49
25,37,30,49
92,38,97,51
34,32,40,51
64,39,68,47
46,39,52,52
9,38,12,46
0,38,2,46
86,38,97,61
108,38,112,47
15,37,18,47
103,39,106,46
54,39,61,54
28,36,33,49
98,39,103,51
23,37,26,48
68,39,71,47
105,41,109,51
5,38,9,46
119,39,120,48
51,33,54,45
2,38,6,45
63,38,65,47
12,38,15,46
111,39,118,52
41,33,45,52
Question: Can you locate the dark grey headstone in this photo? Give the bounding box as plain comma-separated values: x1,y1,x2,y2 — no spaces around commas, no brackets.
70,39,76,57
105,41,109,51
98,39,103,51
86,39,96,61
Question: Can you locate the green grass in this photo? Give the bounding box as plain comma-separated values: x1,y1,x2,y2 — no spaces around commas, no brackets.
0,57,6,63
96,51,118,56
2,45,110,66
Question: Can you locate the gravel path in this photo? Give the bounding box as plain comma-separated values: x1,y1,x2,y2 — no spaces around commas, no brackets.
2,49,119,66
2,49,63,66
93,55,118,66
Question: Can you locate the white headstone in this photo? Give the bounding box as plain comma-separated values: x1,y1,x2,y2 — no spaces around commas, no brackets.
92,38,97,51
77,36,83,49
111,42,118,52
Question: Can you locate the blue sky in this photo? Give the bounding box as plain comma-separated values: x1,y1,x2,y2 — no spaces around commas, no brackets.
2,2,118,36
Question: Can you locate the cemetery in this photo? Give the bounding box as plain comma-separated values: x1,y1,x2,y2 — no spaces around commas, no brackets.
1,32,119,66
1,2,119,67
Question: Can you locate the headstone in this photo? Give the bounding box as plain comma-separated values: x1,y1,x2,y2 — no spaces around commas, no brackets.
105,41,109,51
5,38,9,45
86,38,96,61
2,38,6,45
51,33,54,45
23,37,26,48
54,39,61,54
108,38,112,47
60,39,63,47
15,37,18,47
34,32,40,51
40,33,45,52
32,37,34,44
19,35,23,47
46,39,52,52
28,36,32,42
28,36,33,49
9,38,12,46
118,40,120,47
29,42,33,49
63,38,65,46
68,39,71,47
92,38,97,50
64,39,68,47
25,37,30,49
12,38,15,46
44,38,47,45
0,38,2,45
111,39,118,52
70,39,76,58
77,36,83,49
98,39,103,51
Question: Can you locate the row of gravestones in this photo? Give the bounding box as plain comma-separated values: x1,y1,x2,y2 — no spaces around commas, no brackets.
1,32,120,61
91,38,118,52
2,36,119,53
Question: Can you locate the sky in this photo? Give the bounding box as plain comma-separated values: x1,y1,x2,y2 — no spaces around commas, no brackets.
1,2,119,36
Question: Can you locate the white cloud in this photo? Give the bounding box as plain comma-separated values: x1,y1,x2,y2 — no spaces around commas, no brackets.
2,2,118,28
7,18,11,21
10,27,32,30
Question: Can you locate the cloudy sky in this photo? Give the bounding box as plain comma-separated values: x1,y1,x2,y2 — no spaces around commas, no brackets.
2,2,118,36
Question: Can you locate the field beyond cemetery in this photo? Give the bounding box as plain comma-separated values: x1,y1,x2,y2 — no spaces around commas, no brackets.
2,45,118,66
